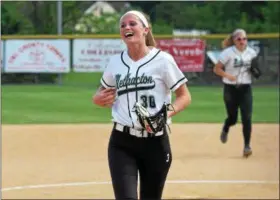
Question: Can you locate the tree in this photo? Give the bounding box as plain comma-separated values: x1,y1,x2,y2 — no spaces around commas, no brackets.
1,1,278,35
1,1,91,35
74,13,121,34
1,2,34,34
261,1,280,32
153,1,278,34
128,1,161,23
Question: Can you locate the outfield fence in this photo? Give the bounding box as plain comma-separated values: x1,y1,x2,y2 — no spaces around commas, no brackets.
1,33,279,86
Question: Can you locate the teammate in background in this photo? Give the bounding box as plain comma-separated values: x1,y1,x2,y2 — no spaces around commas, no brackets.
213,29,257,158
93,10,191,200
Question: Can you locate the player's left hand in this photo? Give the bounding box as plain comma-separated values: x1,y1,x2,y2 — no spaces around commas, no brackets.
134,102,169,134
250,56,262,79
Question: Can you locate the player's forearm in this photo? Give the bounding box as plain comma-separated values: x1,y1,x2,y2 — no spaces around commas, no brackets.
213,66,231,79
168,92,191,118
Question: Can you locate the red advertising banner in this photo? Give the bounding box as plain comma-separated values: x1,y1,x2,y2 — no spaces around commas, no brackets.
156,39,206,72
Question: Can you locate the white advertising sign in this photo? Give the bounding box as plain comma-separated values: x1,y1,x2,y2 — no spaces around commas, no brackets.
1,40,4,72
5,40,70,73
73,39,126,72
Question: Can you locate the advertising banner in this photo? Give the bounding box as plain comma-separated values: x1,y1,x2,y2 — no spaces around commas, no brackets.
5,40,70,73
1,40,4,72
73,39,126,72
207,50,221,64
157,39,206,72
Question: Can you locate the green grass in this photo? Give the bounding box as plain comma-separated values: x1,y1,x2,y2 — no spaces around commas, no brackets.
1,85,279,124
62,72,103,86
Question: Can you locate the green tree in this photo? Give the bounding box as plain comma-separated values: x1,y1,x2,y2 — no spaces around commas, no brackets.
74,13,121,34
153,1,278,34
152,19,173,34
1,1,279,35
1,1,90,35
128,1,161,23
1,2,34,34
261,1,280,32
61,1,93,34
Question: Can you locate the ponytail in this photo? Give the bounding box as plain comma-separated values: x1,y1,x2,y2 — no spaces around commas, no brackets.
141,12,156,47
222,34,234,49
146,29,156,47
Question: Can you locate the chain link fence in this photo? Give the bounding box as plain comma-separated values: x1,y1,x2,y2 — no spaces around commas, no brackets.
186,37,279,86
1,36,279,86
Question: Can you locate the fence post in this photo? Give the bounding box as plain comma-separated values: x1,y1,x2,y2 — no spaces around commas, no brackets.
57,0,63,85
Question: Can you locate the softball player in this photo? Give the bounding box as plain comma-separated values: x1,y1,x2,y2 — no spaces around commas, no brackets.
93,10,191,200
213,29,257,157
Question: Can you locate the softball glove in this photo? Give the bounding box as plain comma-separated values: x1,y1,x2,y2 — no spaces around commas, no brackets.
134,102,172,134
250,56,262,79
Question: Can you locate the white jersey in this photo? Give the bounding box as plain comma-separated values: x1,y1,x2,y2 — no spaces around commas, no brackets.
218,46,257,85
101,47,188,129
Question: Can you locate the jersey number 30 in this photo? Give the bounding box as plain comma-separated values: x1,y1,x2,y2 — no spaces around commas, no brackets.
140,95,156,108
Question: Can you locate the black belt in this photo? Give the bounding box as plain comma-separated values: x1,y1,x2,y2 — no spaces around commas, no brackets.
113,122,165,138
224,83,251,88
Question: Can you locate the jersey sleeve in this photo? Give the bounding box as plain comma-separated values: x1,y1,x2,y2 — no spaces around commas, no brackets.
100,57,116,88
163,54,188,92
218,48,231,65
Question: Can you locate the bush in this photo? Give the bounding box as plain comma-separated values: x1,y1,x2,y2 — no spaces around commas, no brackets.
1,73,58,84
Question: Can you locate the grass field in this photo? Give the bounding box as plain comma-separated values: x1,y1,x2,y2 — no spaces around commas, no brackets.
2,83,279,124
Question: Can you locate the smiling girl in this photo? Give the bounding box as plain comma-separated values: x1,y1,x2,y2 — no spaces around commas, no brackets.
93,10,191,200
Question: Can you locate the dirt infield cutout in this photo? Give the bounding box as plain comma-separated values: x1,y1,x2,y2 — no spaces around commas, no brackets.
2,123,279,199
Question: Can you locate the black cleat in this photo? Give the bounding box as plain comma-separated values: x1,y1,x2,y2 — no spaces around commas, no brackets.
220,130,228,143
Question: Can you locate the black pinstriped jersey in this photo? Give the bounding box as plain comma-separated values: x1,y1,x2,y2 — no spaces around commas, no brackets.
101,47,188,129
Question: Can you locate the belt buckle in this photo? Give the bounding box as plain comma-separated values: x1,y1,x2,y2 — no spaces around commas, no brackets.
123,126,130,133
130,128,146,138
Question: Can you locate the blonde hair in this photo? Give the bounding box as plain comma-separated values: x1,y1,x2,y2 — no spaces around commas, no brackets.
222,29,247,49
222,34,234,49
141,12,156,47
145,25,156,47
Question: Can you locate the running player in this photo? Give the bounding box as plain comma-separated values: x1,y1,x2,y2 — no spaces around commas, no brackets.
93,10,191,200
213,29,258,158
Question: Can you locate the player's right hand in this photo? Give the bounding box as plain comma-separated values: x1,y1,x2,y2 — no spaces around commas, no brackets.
93,88,116,108
227,74,237,81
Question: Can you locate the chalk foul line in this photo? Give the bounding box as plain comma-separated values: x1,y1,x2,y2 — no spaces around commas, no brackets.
2,180,279,192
